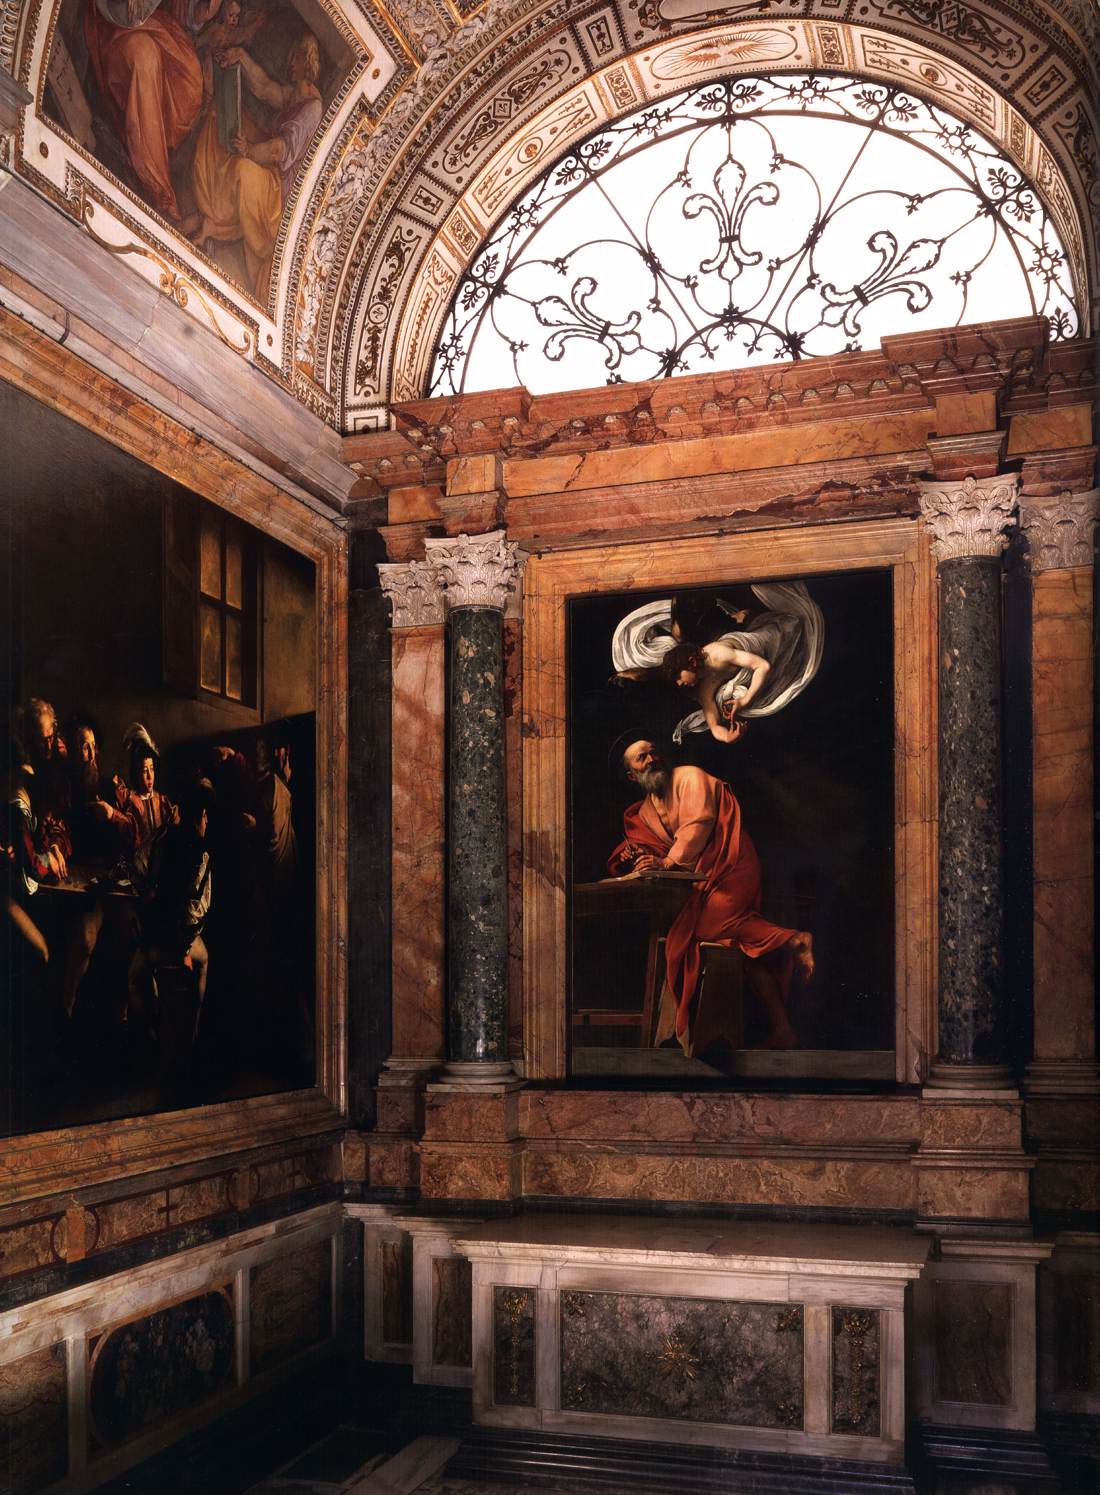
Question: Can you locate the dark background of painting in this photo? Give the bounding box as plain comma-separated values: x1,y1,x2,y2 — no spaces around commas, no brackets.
1,385,317,1136
569,569,895,1060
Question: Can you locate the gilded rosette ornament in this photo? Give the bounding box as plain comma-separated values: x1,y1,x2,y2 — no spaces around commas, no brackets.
377,559,445,628
424,529,524,611
917,475,1020,561
1019,488,1099,573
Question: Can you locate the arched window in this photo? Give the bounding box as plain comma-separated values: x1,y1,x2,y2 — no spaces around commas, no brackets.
429,72,1078,398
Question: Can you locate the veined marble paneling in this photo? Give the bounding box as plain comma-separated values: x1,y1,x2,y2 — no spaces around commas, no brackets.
382,1237,414,1347
250,1239,333,1376
831,1307,881,1437
559,1292,803,1430
433,1256,473,1369
0,1342,67,1492
932,1280,1013,1406
88,1289,234,1451
523,1148,914,1212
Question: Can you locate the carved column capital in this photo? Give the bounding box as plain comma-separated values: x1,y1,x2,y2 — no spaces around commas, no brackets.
424,529,525,611
1019,488,1098,573
917,474,1020,562
377,560,444,628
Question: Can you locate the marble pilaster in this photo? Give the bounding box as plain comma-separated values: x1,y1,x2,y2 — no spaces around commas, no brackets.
918,475,1019,1090
425,531,524,1086
377,561,446,1080
1020,487,1098,1095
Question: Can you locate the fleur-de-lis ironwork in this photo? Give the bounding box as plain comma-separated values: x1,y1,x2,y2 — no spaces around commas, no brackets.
429,71,1076,399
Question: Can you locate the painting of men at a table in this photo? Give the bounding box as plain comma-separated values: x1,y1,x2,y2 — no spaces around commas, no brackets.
43,0,350,299
2,383,317,1137
569,573,896,1080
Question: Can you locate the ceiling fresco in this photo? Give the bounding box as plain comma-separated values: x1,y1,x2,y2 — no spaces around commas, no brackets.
2,0,1097,429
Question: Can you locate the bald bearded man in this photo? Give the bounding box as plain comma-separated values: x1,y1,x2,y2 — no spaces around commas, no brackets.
608,739,813,1053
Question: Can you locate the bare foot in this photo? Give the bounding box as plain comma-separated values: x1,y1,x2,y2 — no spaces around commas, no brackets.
788,931,815,982
186,215,215,247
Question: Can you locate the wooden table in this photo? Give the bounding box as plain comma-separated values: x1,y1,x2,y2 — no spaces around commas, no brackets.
572,872,702,1043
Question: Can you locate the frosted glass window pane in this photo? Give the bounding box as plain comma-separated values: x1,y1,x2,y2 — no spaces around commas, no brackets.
430,72,1077,398
200,517,222,599
200,604,222,693
225,534,244,609
225,616,243,700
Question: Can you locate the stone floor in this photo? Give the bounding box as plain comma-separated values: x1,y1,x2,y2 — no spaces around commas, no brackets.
96,1356,1090,1495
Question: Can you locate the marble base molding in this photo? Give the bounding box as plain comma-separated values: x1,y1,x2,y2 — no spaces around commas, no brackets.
912,1239,1053,1434
451,1215,929,1465
0,1204,342,1493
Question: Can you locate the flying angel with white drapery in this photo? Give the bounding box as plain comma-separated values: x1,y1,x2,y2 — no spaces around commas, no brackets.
610,581,824,744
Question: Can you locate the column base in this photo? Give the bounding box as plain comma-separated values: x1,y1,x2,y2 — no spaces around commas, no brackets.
437,1060,522,1091
380,1057,443,1078
924,1061,1017,1096
1024,1059,1100,1096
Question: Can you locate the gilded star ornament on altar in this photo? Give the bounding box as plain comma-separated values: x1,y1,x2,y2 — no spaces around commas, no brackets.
658,1332,701,1381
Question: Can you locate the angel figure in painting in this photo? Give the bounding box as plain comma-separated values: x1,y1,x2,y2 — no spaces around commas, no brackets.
611,581,824,744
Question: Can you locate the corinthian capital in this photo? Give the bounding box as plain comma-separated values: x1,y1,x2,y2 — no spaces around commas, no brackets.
917,474,1020,562
1019,488,1098,573
377,560,444,628
423,529,524,611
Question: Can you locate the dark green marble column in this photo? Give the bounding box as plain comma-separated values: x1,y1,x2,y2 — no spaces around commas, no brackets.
426,531,522,1084
919,476,1019,1090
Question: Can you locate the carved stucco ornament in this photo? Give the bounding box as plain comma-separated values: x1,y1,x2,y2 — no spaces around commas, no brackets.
1019,487,1099,572
377,559,444,627
423,529,525,610
917,474,1020,561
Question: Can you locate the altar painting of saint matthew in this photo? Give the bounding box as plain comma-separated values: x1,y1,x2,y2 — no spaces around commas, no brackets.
569,569,895,1079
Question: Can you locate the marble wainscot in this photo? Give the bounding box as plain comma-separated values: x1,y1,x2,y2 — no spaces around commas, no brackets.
451,1215,929,1465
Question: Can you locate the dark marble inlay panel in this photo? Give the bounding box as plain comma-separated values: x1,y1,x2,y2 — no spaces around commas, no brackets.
937,557,1006,1065
89,1290,233,1450
433,1255,473,1368
250,1239,332,1376
933,1280,1012,1405
831,1307,880,1436
448,607,508,1063
0,1342,67,1491
381,1236,413,1346
493,1285,535,1406
1055,1272,1100,1396
559,1293,803,1429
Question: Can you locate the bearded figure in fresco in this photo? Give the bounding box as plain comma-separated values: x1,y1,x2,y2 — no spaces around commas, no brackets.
84,0,223,222
188,30,323,299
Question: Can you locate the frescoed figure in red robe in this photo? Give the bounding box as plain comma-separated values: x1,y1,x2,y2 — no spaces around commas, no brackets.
608,738,815,1053
84,0,220,220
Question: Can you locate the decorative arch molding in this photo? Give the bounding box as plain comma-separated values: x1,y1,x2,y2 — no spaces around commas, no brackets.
333,0,1098,429
1,0,1096,428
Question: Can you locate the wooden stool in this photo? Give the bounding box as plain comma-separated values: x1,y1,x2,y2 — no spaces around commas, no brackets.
644,938,745,1057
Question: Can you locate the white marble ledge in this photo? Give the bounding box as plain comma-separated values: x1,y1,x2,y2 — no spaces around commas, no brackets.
450,1215,930,1279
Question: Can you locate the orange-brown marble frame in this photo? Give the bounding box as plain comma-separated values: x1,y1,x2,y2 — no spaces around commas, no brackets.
0,307,348,1205
522,518,936,1085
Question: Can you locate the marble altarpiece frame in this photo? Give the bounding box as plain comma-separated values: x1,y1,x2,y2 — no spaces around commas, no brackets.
522,519,935,1086
0,305,348,1206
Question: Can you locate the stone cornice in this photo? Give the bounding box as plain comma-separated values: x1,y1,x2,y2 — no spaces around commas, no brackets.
342,328,1094,486
918,475,1021,562
377,559,445,627
1019,488,1099,572
423,529,524,611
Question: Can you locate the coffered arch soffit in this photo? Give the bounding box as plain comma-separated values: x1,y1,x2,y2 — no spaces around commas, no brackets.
3,0,1097,431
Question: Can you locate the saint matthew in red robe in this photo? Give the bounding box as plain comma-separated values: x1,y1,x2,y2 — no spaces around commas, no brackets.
608,743,813,1051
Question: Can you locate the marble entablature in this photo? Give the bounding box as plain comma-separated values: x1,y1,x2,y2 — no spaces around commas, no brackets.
0,0,1096,432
